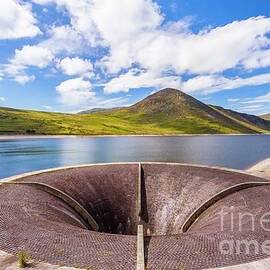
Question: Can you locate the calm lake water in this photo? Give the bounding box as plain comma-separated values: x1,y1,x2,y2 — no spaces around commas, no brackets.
0,135,270,179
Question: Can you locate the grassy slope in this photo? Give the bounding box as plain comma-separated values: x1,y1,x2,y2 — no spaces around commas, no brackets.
0,106,262,135
209,106,268,133
261,114,270,120
0,89,269,135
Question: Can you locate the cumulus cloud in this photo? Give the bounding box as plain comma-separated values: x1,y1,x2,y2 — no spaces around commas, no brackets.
182,73,270,94
12,45,54,68
103,15,270,76
56,77,95,106
103,69,181,94
31,0,270,97
1,23,87,83
44,0,270,76
242,49,270,70
39,25,85,55
1,0,267,108
57,57,93,76
0,97,6,102
34,0,162,47
1,45,53,84
14,75,35,85
0,0,41,39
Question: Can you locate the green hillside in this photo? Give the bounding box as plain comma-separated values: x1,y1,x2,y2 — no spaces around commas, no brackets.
78,107,123,114
260,113,270,120
210,105,270,133
1,88,270,135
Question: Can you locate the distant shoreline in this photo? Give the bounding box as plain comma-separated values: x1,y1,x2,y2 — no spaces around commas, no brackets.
0,133,270,140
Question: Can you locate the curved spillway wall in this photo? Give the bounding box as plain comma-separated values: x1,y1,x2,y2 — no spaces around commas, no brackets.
141,163,270,235
14,164,139,235
1,163,270,269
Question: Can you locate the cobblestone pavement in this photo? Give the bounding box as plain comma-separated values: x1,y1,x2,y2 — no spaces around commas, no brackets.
0,163,270,269
0,250,76,270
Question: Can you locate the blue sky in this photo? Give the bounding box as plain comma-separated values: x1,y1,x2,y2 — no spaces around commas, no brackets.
1,0,270,115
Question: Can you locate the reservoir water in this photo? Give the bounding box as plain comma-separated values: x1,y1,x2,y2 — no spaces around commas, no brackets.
0,135,270,179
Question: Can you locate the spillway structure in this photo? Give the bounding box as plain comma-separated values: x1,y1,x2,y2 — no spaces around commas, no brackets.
1,162,270,269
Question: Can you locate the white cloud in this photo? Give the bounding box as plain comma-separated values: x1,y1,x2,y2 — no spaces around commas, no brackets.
34,0,162,48
56,77,95,106
95,97,129,108
228,98,240,102
31,1,270,96
200,97,210,101
73,96,130,112
103,69,181,94
39,25,85,55
242,49,270,69
92,13,270,75
182,73,270,94
1,45,53,84
0,97,6,102
12,45,54,68
42,105,52,110
0,0,41,39
33,0,53,3
240,105,264,109
241,92,270,104
236,104,265,112
132,16,270,76
14,75,35,85
0,24,85,84
57,57,93,76
0,0,266,104
33,0,163,72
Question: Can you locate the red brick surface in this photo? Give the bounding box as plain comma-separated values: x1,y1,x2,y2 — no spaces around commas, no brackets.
0,163,269,269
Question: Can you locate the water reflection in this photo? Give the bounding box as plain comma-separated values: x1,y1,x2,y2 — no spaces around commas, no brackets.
0,135,270,179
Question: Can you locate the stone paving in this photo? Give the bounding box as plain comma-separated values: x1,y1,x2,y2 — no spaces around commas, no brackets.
0,163,270,269
0,250,76,270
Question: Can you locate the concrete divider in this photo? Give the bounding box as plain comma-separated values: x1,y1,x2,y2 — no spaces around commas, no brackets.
137,163,142,220
136,163,145,270
136,225,145,270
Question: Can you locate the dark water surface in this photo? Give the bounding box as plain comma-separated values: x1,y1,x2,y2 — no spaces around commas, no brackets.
0,135,270,179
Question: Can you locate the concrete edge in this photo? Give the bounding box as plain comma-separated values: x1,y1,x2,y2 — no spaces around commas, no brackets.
1,134,269,140
1,162,268,183
136,225,145,270
137,163,142,220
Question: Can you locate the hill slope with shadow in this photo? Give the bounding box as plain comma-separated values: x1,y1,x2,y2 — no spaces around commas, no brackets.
1,88,270,134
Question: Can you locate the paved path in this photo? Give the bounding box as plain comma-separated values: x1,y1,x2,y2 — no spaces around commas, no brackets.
246,158,270,179
0,251,76,270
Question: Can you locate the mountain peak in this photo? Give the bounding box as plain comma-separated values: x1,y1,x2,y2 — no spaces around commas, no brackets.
128,88,202,115
150,88,186,97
